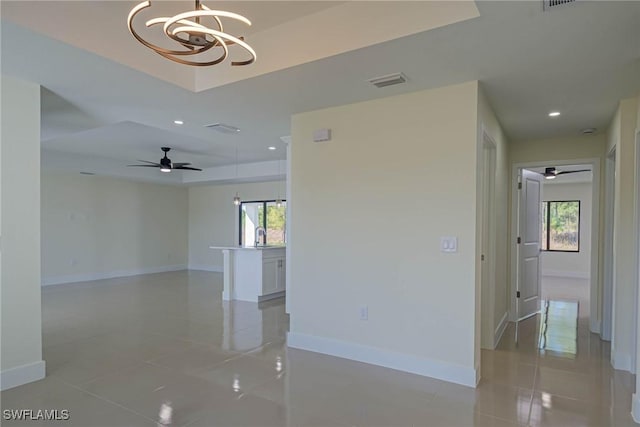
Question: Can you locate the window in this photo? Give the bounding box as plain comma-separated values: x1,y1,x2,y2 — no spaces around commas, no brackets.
541,200,580,252
239,200,286,246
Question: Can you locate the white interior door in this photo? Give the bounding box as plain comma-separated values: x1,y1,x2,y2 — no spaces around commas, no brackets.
517,169,543,320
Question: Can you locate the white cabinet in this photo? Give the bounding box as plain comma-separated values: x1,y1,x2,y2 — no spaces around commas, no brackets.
262,258,279,294
229,247,286,302
277,258,286,293
261,249,286,298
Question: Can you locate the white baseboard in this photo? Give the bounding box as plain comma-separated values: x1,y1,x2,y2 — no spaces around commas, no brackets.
42,264,187,286
287,332,478,388
542,271,590,279
1,360,45,391
612,350,632,372
632,393,640,424
187,264,223,273
494,312,509,348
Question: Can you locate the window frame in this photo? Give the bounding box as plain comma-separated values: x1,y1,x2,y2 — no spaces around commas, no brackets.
542,200,581,252
238,199,287,246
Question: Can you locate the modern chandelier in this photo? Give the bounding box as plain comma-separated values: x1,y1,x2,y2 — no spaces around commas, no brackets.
127,0,256,67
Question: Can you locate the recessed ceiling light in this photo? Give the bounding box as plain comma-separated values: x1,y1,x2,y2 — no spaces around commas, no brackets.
268,146,276,150
548,111,561,117
174,120,184,125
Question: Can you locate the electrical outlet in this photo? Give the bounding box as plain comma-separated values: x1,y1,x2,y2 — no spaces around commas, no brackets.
359,305,368,321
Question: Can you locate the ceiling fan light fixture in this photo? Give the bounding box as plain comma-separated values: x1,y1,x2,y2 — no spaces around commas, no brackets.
127,0,256,67
545,174,556,180
127,147,202,172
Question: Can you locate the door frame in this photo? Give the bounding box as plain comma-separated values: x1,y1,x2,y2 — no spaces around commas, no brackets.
602,148,616,340
633,128,640,374
509,158,601,334
480,130,497,349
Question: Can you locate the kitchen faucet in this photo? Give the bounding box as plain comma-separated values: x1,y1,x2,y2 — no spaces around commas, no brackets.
255,226,266,246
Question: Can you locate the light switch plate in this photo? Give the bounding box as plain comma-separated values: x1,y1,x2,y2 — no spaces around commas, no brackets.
440,236,458,253
359,305,368,321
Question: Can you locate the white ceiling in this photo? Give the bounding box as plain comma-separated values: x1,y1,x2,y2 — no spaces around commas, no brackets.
2,1,639,184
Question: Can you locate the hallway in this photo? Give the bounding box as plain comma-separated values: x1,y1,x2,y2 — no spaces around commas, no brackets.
0,271,636,426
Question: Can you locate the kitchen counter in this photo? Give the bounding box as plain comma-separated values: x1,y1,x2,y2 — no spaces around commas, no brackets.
209,245,286,302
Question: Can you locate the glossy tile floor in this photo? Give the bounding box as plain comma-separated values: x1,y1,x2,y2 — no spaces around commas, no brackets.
1,271,637,426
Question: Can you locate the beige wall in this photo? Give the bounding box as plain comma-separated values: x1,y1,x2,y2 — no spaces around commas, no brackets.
510,134,606,165
41,172,188,285
288,81,481,386
188,180,284,270
1,76,44,389
478,86,510,350
607,97,638,372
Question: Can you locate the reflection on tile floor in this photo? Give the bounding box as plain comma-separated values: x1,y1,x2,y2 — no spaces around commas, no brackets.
538,300,578,356
0,271,636,426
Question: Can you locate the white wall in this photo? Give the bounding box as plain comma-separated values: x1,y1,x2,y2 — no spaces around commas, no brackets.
477,86,510,350
188,180,284,271
541,182,592,279
1,76,45,390
41,172,188,285
607,97,639,373
288,81,481,387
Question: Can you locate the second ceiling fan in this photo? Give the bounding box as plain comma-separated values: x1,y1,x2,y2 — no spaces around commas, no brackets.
543,167,590,180
128,147,202,173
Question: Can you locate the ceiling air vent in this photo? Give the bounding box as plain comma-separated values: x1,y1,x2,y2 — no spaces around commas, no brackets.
368,73,407,88
543,0,577,10
205,123,241,134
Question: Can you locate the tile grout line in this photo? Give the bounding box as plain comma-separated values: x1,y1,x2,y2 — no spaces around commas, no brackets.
54,380,160,425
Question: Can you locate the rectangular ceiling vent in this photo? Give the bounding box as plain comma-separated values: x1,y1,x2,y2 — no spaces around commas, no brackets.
205,123,241,134
368,72,407,88
543,0,577,10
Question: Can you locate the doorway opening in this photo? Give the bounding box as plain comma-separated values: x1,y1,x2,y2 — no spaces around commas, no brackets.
510,159,601,343
602,148,616,341
533,164,594,332
480,133,497,350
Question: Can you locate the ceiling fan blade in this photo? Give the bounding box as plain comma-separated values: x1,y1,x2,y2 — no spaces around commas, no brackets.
172,162,192,167
175,166,202,171
136,160,162,166
556,169,591,175
127,164,160,168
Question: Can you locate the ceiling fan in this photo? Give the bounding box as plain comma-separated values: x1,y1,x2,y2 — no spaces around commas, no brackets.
128,147,202,173
543,167,590,180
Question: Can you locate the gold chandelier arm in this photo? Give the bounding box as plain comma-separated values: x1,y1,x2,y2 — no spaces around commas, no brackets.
171,26,256,65
127,0,255,66
163,10,251,35
128,1,210,56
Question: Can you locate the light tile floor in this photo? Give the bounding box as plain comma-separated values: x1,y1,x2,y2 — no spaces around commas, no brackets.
1,271,636,426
